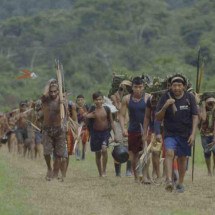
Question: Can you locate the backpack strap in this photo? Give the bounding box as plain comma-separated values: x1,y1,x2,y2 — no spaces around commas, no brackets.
103,105,111,122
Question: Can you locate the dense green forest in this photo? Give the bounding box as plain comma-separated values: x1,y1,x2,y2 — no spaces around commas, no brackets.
0,0,215,110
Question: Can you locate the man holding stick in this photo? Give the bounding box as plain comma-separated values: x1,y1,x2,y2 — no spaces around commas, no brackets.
119,77,150,183
41,79,68,181
156,74,198,192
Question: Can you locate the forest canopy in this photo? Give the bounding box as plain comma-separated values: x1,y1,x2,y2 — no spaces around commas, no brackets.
0,0,215,110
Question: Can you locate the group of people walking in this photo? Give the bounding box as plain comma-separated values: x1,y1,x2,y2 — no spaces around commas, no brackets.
0,73,214,193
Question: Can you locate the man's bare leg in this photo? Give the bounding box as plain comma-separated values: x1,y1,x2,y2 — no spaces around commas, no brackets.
142,156,151,184
35,144,42,159
30,143,35,159
152,152,161,179
18,143,23,155
59,158,67,181
131,152,139,181
165,150,174,191
44,154,53,180
177,156,187,184
101,145,108,176
205,157,212,176
162,158,166,176
53,157,61,178
95,151,102,177
23,145,28,157
165,150,174,181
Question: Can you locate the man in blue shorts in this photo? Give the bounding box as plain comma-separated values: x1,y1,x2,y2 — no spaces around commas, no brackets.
86,91,117,177
156,74,198,192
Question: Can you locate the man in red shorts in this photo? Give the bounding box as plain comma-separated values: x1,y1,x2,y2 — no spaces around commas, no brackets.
120,76,150,182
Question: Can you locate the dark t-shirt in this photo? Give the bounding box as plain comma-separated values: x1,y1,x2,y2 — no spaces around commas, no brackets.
156,91,198,138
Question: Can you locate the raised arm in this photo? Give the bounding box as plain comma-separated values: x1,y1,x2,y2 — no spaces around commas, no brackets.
155,98,175,121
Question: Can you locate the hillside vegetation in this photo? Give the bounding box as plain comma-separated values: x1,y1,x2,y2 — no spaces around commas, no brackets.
0,0,215,110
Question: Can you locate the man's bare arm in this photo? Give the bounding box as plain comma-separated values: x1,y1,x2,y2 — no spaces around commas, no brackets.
119,95,128,136
188,115,199,145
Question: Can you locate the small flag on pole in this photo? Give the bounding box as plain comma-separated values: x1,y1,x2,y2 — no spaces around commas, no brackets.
16,69,37,80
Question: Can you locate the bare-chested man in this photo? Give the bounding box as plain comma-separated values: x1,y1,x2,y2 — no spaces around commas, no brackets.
41,79,68,181
86,91,117,177
76,94,90,160
15,101,35,158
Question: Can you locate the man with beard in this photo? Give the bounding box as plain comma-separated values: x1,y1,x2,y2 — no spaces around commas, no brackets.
41,79,67,181
156,74,198,192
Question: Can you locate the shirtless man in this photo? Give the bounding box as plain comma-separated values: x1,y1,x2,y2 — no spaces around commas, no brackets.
119,77,150,182
41,80,68,181
76,94,89,160
86,91,117,177
15,101,35,158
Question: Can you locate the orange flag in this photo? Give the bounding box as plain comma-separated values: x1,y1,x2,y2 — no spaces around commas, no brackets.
16,69,37,80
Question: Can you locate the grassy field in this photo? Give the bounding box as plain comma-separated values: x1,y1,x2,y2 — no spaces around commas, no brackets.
0,153,38,215
0,134,214,215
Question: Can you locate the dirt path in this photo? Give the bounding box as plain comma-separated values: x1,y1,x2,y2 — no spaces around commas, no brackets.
1,146,215,215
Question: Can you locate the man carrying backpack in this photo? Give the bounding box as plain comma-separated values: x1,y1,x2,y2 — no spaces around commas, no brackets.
156,74,198,193
85,91,117,177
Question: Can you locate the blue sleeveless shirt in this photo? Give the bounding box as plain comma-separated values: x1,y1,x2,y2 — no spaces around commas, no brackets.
128,94,146,132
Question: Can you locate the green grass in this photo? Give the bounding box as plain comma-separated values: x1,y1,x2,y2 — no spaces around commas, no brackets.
0,133,207,215
194,134,205,167
0,156,38,215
